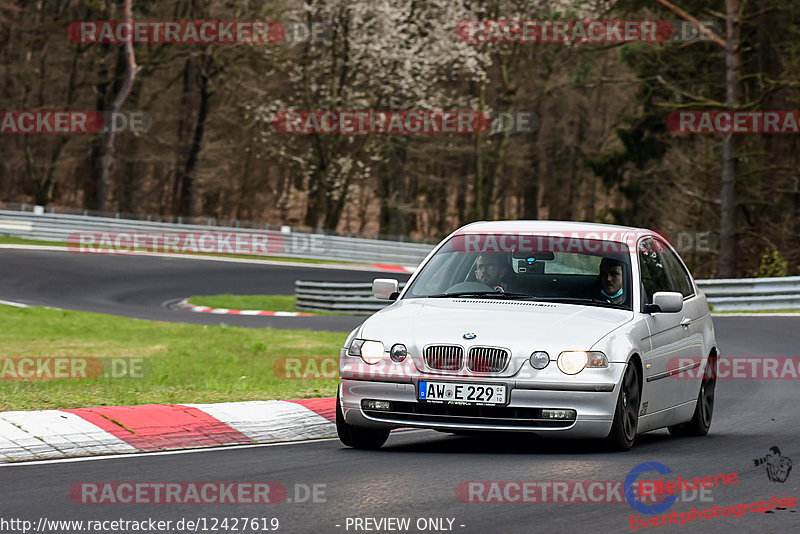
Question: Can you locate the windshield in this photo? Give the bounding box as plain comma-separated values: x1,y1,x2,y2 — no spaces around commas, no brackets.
403,232,634,310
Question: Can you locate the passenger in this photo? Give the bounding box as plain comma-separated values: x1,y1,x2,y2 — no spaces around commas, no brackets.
595,257,625,304
474,254,511,292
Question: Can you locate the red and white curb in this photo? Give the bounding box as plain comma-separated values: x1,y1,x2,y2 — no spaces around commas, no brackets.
0,398,335,463
175,298,314,317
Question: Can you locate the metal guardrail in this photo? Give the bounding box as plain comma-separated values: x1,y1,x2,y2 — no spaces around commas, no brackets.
295,281,407,315
1,206,797,312
697,276,800,312
295,278,800,314
0,208,433,266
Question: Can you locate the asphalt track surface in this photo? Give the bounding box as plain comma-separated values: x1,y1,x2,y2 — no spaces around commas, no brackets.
0,248,411,331
2,248,800,533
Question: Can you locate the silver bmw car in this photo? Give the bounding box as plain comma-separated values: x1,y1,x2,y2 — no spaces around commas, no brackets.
336,221,718,451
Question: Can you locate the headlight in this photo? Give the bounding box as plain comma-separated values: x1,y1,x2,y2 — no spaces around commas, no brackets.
557,351,608,374
558,351,589,375
347,339,386,364
360,340,385,365
390,344,408,362
529,351,549,370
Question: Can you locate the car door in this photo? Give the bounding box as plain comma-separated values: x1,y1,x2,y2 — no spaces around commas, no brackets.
639,237,696,414
659,243,707,404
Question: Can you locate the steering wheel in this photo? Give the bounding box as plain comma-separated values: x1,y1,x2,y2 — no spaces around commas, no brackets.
444,281,495,294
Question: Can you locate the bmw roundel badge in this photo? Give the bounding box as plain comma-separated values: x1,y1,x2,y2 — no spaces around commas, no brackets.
463,332,476,340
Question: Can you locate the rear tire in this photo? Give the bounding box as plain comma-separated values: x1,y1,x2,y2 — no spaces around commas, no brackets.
669,356,716,437
336,389,390,449
605,363,640,451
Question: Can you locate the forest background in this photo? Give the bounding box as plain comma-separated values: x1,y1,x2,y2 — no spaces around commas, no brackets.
1,0,798,279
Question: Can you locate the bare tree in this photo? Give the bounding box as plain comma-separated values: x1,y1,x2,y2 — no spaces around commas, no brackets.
654,0,739,276
89,0,137,211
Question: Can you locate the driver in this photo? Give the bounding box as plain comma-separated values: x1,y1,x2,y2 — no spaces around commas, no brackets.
474,254,510,292
596,257,625,304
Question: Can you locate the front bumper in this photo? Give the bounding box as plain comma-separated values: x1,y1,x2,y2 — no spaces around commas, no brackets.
339,376,620,439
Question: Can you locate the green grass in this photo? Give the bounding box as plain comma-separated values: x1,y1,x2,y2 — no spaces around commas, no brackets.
0,236,59,247
713,308,800,314
187,294,349,316
0,304,344,411
189,295,299,312
0,235,360,266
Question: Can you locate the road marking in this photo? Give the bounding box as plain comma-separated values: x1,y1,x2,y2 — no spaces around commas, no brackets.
0,430,428,467
0,298,29,308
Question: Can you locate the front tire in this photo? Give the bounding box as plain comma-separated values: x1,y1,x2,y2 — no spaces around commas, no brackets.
336,388,390,449
605,363,640,451
669,356,716,437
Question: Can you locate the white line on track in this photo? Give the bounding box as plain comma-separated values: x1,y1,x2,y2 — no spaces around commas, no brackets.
0,298,29,307
0,430,429,468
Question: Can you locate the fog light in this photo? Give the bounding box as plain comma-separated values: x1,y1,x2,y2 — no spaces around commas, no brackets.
541,409,576,420
362,400,391,411
390,343,408,362
529,351,549,369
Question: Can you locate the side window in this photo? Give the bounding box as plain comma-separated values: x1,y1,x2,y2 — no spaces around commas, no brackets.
659,244,695,298
638,238,670,303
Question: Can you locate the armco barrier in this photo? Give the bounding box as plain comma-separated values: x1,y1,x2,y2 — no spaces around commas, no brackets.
295,281,406,315
698,276,800,312
294,278,800,314
0,208,432,266
2,206,797,312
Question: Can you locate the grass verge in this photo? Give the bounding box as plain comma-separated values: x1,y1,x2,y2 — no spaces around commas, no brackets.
187,295,349,316
0,304,343,411
713,309,800,314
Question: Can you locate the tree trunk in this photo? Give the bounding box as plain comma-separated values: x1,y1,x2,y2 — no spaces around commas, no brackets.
92,0,136,212
718,0,740,277
378,137,408,236
178,52,211,218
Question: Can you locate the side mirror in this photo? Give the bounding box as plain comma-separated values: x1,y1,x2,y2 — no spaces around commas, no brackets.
646,291,683,314
372,278,399,300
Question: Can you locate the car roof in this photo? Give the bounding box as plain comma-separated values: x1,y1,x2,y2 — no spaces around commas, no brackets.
454,220,657,243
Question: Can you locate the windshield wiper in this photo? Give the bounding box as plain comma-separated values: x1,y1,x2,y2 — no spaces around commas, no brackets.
428,291,536,299
529,297,629,309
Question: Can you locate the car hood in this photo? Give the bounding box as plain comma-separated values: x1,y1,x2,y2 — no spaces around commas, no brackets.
359,297,634,353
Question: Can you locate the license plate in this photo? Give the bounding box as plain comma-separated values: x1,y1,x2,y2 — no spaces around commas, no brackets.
418,381,507,405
